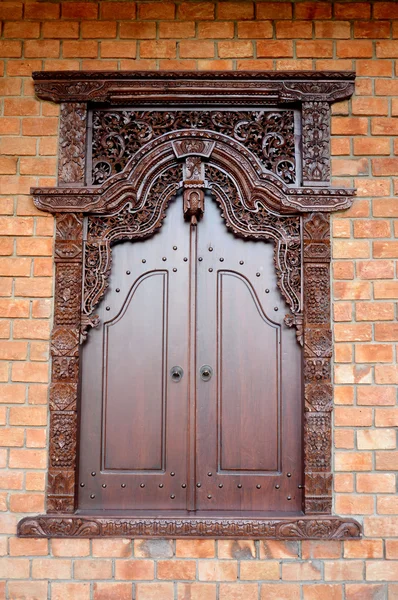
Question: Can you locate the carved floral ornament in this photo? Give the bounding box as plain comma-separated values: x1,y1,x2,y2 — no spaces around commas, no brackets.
18,71,361,540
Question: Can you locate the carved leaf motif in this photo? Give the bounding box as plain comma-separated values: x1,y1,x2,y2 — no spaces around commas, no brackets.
302,102,330,184
305,414,331,471
92,110,296,185
50,413,77,468
58,104,87,184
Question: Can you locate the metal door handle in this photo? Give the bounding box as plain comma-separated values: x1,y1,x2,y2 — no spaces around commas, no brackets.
170,366,183,382
200,365,213,381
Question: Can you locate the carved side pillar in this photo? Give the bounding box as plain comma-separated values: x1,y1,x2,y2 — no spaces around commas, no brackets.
302,101,330,187
47,102,87,513
303,213,333,514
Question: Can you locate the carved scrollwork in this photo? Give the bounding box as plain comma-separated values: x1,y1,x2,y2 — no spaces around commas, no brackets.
302,102,330,186
92,109,296,185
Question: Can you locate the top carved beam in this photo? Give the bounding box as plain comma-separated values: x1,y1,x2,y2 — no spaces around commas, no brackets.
32,70,355,106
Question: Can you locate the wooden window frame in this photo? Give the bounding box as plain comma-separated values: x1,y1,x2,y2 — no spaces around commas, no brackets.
18,71,361,540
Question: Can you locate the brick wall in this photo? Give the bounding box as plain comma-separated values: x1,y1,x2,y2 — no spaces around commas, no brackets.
0,1,397,598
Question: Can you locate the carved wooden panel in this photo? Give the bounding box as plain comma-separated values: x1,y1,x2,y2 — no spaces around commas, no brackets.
18,71,361,540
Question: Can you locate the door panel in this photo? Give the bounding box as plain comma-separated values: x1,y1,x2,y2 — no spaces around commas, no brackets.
218,271,280,473
195,196,302,512
104,271,168,471
78,198,191,510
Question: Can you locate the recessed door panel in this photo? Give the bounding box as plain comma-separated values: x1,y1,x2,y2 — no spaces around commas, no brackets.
103,271,167,471
218,271,280,472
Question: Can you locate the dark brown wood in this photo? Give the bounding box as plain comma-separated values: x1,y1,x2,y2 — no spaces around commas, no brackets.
18,71,361,540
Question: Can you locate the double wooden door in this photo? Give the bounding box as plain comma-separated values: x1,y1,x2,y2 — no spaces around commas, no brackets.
79,194,302,513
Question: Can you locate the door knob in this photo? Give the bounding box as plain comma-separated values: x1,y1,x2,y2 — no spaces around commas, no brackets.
170,366,183,382
200,365,213,381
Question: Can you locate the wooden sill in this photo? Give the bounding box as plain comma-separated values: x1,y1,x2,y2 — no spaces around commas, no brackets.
18,511,361,540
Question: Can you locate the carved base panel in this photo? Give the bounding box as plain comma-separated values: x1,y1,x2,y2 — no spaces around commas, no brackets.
18,514,361,540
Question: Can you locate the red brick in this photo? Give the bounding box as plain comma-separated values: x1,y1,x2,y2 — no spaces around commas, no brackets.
62,2,98,19
10,493,45,513
260,584,300,600
354,138,390,156
335,2,370,18
357,473,396,493
218,41,253,58
257,41,293,57
159,22,195,38
219,584,258,600
176,540,215,558
156,560,196,580
8,581,48,599
358,429,396,450
52,583,90,600
218,2,254,19
92,539,131,558
94,583,133,600
376,41,398,58
296,2,332,18
219,540,256,559
11,362,49,383
315,21,350,38
101,41,137,59
335,406,373,426
366,562,398,581
0,2,23,19
353,98,389,116
373,118,398,136
115,560,155,580
178,2,214,20
256,2,292,19
355,21,391,38
374,281,398,299
333,261,354,280
324,561,365,581
373,158,398,176
375,408,398,427
240,561,279,580
332,158,368,176
238,22,273,38
303,584,343,600
332,117,368,136
331,138,351,156
198,561,237,581
259,541,298,559
140,41,176,59
24,41,60,58
337,41,373,58
32,559,71,580
198,23,234,38
386,541,398,559
101,2,136,20
357,302,394,323
81,22,117,38
74,560,113,580
0,41,22,58
302,541,341,559
136,583,174,600
282,562,322,581
63,41,98,58
356,344,393,363
296,41,333,58
52,539,90,557
25,2,59,19
177,584,216,600
180,41,214,58
333,302,353,321
276,21,312,39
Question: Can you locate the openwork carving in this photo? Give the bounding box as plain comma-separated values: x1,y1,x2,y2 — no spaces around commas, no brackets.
18,71,360,540
92,109,296,185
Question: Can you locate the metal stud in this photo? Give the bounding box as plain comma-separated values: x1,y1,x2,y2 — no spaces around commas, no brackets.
106,307,110,311
287,473,291,477
298,484,304,489
196,483,201,488
159,483,164,488
162,257,167,261
198,257,203,261
287,496,292,501
239,260,244,265
181,483,187,488
275,484,280,489
209,247,213,252
116,288,120,293
208,268,213,272
220,258,224,262
91,472,96,477
183,257,188,262
218,483,223,488
102,483,107,488
207,472,212,477
173,268,177,272
80,483,85,487
170,494,176,499
237,484,242,489
256,484,261,489
265,289,269,293
142,259,146,263
121,483,126,488
90,494,95,499
256,272,261,277
126,270,131,275
274,307,279,312
170,472,175,476
140,483,145,488
173,246,177,250
207,494,212,499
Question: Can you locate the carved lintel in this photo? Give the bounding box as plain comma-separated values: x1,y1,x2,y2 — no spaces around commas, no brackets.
172,139,215,159
18,514,361,540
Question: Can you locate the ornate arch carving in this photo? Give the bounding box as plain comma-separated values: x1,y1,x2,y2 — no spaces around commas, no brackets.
18,71,361,540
